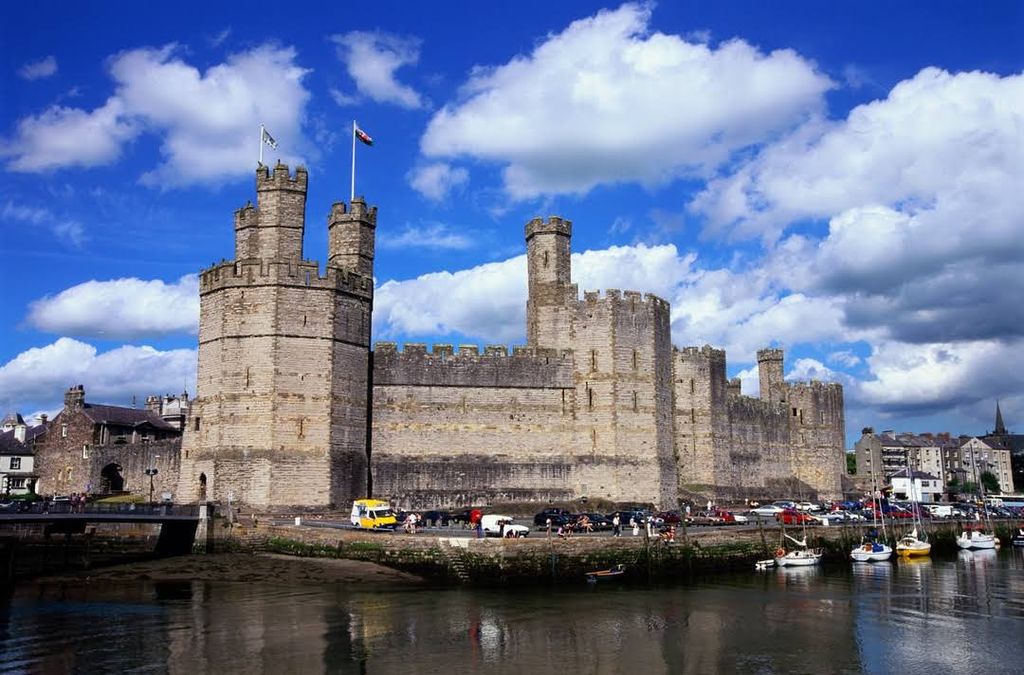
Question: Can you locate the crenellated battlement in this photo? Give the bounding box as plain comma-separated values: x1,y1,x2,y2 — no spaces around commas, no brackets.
578,288,670,312
234,202,257,231
757,348,784,363
525,215,572,240
329,197,378,226
256,161,308,193
373,341,572,362
199,257,373,299
675,344,727,364
373,341,575,389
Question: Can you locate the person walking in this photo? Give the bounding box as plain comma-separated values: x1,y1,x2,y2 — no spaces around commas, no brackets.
631,517,640,536
612,513,621,537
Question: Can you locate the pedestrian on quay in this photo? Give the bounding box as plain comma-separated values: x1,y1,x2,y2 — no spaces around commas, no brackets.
612,513,621,537
631,517,640,536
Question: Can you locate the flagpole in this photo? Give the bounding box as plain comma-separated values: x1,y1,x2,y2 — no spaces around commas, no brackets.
351,120,357,202
259,123,264,166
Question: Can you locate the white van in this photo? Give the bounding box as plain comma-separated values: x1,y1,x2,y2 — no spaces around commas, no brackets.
480,514,529,538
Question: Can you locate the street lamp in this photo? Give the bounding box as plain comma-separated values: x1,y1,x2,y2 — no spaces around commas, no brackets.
144,468,158,506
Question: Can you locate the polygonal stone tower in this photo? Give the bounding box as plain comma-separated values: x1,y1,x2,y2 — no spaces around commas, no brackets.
525,216,577,350
178,162,374,509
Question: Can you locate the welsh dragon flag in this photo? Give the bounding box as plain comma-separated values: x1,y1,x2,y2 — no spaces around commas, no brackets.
355,124,373,146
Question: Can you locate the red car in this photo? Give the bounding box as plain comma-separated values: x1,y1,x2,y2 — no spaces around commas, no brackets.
776,508,816,525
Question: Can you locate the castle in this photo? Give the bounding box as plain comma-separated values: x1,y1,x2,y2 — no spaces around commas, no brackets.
177,164,845,509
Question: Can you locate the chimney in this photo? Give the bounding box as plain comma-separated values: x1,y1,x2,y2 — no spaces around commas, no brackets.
64,384,85,412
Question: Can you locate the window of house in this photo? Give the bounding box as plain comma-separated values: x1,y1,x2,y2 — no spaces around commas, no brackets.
82,445,89,460
8,478,25,489
10,457,21,470
61,424,68,438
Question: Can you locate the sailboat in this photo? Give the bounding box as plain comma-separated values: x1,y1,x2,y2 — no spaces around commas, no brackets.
957,443,999,550
775,533,823,567
852,465,892,562
895,466,930,558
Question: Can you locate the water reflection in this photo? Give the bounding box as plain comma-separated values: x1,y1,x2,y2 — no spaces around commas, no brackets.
2,555,1023,674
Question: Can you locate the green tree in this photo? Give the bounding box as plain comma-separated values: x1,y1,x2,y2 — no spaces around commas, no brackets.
846,452,856,475
980,470,1000,494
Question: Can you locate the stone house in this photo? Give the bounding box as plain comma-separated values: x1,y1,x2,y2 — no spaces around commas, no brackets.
31,385,184,498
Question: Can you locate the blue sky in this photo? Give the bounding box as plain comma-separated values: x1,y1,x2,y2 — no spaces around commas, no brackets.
1,1,1022,446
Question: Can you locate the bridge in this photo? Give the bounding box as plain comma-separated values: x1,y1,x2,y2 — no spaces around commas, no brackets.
0,504,203,556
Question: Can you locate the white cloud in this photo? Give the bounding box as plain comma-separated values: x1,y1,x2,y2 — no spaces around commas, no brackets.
857,339,1024,415
329,87,359,107
420,3,831,198
26,275,199,339
1,98,138,172
408,162,469,200
378,223,475,251
18,56,58,80
208,28,231,48
828,350,861,368
0,338,196,413
3,44,311,186
331,31,424,109
692,68,1024,242
2,201,86,247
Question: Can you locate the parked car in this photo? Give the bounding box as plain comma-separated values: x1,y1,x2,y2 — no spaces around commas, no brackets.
534,509,575,527
750,501,793,518
576,513,612,530
656,510,685,525
420,510,452,526
776,508,817,525
725,510,749,524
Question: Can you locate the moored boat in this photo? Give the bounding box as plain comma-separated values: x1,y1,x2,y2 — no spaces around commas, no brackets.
896,529,931,557
957,528,998,550
851,539,893,562
775,535,823,567
585,564,626,582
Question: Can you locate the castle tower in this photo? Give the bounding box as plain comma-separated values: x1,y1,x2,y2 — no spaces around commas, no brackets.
178,164,374,509
525,216,577,349
328,197,376,275
235,162,307,260
757,348,786,404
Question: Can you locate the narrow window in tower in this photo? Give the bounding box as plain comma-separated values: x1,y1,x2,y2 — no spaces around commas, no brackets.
245,367,251,389
591,349,597,371
792,407,798,417
543,250,549,268
691,408,695,424
633,391,638,412
690,379,695,394
632,350,638,370
561,390,566,416
588,387,594,410
799,410,804,424
194,417,201,431
303,314,307,327
298,417,305,439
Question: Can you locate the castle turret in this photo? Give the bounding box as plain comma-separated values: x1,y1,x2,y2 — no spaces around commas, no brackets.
328,197,376,275
526,216,577,349
234,161,308,260
757,348,786,404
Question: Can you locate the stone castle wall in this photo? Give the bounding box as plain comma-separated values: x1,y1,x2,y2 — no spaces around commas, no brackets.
175,168,845,510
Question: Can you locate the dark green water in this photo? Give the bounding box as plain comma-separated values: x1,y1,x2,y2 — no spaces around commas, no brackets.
2,549,1022,674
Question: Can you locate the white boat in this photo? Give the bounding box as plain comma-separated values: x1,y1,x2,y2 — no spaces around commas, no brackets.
775,534,823,567
957,528,998,550
850,540,893,562
896,528,932,557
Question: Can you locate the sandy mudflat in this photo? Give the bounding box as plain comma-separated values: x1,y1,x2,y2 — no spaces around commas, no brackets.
34,552,424,586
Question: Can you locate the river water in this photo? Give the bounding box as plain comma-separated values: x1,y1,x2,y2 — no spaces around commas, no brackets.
2,549,1022,674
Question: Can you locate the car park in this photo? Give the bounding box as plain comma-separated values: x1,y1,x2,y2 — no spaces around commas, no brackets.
750,501,793,518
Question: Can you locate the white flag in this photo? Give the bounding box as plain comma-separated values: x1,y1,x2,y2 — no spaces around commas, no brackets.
262,127,278,149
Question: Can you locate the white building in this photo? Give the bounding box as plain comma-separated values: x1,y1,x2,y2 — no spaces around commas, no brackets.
890,468,944,503
1,413,38,496
958,437,1014,495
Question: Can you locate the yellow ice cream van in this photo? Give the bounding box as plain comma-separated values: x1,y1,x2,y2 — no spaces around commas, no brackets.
350,499,398,530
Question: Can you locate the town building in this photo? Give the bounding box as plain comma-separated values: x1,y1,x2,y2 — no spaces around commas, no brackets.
0,413,39,496
889,468,944,503
981,402,1024,493
29,386,185,498
854,430,948,484
177,164,846,510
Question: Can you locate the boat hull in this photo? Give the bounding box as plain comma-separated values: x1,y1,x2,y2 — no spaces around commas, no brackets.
851,545,893,562
896,541,931,557
775,553,822,567
957,534,997,550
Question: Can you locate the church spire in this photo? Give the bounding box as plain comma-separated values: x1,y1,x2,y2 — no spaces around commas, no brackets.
994,399,1007,435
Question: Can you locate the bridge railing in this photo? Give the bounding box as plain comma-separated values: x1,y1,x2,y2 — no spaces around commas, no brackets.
0,502,200,517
